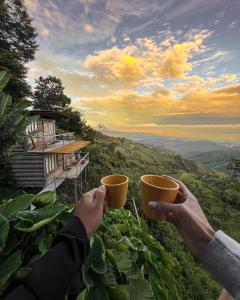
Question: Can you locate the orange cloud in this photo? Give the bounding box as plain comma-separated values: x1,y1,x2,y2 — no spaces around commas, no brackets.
74,84,240,128
83,30,212,88
84,24,94,33
40,27,50,37
84,46,144,88
24,0,38,12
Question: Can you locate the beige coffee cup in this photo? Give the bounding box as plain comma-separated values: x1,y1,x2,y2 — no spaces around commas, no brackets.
101,174,128,208
141,175,179,220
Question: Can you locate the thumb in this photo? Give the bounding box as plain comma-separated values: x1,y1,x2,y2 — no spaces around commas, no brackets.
95,185,107,207
148,201,181,227
149,201,178,214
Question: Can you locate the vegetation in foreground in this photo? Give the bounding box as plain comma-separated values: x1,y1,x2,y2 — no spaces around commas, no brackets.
1,128,240,299
83,134,240,299
0,191,181,300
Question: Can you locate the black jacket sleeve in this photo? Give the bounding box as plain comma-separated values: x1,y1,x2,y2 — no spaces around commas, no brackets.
3,216,90,300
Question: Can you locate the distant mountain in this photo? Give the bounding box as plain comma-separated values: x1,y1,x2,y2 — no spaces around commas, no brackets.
109,131,240,155
190,149,240,171
108,131,240,172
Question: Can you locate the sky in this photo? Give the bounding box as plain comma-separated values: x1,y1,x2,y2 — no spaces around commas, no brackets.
24,0,240,143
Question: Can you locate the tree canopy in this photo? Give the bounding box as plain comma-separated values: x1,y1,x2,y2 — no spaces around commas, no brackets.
0,0,38,62
33,75,94,138
33,76,71,111
0,0,38,100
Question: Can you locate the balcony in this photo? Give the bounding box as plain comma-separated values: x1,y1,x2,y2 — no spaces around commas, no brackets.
57,152,89,179
27,132,75,152
42,152,90,194
45,152,90,184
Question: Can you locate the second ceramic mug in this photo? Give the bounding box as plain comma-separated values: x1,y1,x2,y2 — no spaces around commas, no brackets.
101,174,128,208
141,175,179,220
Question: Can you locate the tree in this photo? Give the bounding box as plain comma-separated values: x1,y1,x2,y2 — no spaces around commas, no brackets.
0,0,38,100
227,159,240,180
33,75,94,138
56,107,94,139
33,76,71,111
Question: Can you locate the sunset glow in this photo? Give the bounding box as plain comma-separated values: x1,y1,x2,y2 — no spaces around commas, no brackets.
25,0,240,143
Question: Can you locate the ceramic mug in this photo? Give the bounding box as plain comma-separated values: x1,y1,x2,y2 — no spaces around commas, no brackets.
141,175,179,220
101,174,128,208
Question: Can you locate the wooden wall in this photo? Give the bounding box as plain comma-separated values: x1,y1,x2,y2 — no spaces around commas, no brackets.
10,145,46,187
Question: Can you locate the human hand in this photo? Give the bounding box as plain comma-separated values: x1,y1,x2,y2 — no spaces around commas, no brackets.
148,176,215,258
74,185,107,238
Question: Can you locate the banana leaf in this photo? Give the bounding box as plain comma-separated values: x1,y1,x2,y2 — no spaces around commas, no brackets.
0,250,22,291
0,194,34,221
0,213,9,252
15,204,67,232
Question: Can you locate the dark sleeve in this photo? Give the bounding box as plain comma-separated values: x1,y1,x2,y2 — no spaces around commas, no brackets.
3,216,90,300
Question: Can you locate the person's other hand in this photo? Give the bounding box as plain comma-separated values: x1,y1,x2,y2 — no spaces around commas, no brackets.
74,185,107,238
148,176,215,258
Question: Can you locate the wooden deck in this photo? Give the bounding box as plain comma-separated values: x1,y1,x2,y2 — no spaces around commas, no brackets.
48,141,90,154
57,155,89,179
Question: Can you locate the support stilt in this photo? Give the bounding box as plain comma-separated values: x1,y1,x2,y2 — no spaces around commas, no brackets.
80,172,83,196
74,178,78,202
84,167,87,183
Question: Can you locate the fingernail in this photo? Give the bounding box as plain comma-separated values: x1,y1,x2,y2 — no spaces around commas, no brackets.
148,201,157,208
99,185,106,191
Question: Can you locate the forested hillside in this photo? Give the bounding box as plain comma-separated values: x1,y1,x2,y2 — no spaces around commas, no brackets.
190,149,240,173
1,131,240,299
83,133,240,299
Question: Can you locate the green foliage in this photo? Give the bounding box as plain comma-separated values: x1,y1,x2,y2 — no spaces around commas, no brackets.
1,132,239,299
32,75,95,138
0,0,37,99
33,75,71,111
0,70,38,184
0,191,180,300
0,192,69,296
15,204,67,232
0,194,33,221
0,250,22,291
81,209,180,300
0,213,9,252
56,107,95,139
84,134,240,299
32,191,57,208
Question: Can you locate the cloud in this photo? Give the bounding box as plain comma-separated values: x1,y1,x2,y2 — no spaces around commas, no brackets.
82,29,212,89
84,24,94,33
125,124,240,143
84,47,145,88
25,0,120,50
24,0,39,12
73,84,240,129
40,27,50,37
28,28,237,104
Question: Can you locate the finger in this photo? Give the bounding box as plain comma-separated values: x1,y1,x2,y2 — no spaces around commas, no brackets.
95,185,107,208
83,188,98,198
175,191,185,204
148,201,179,216
103,200,108,214
166,213,180,227
162,175,188,195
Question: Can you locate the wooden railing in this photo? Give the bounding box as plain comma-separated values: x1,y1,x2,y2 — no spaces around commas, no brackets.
59,152,89,179
29,132,75,151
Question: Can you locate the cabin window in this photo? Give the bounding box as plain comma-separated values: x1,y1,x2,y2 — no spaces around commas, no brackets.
45,154,58,174
49,122,54,135
26,121,38,134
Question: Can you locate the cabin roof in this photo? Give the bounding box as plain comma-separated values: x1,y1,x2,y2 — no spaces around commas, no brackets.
48,141,91,154
27,110,63,119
